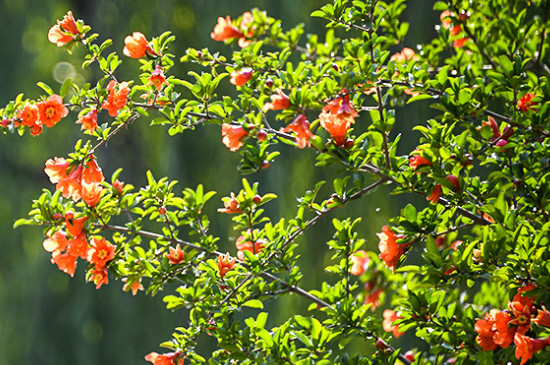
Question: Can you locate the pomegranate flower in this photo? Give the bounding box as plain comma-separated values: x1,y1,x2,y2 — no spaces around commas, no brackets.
222,123,248,151
236,236,265,260
217,253,236,279
17,103,40,128
263,90,290,111
102,80,130,117
123,32,156,58
349,250,369,276
517,92,537,112
37,94,69,128
230,68,253,86
377,225,409,272
76,109,98,132
210,16,243,41
390,47,418,62
319,94,358,146
48,11,81,46
90,267,109,289
218,192,242,213
88,237,115,269
281,114,314,149
148,65,169,92
409,155,432,170
382,309,405,338
165,244,185,265
427,184,442,204
514,333,550,365
145,351,183,365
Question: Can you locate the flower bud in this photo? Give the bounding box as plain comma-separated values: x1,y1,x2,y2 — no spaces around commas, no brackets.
446,174,460,192
404,351,415,362
253,195,261,204
261,160,270,169
53,213,63,220
257,129,268,142
265,78,274,88
344,138,354,148
159,206,167,215
375,339,386,350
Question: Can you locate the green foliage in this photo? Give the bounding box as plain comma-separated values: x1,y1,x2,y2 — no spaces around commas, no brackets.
5,0,550,364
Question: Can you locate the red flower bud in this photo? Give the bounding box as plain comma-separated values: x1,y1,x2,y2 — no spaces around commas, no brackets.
257,129,268,142
159,206,167,215
409,155,432,170
265,78,274,88
344,138,354,148
446,174,460,192
53,213,63,220
261,160,270,169
375,339,387,350
253,195,261,204
404,351,415,362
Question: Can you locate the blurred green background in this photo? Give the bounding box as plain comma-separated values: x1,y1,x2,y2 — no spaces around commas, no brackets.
0,0,435,363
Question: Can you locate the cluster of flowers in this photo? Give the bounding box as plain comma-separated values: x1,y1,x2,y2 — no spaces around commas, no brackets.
440,10,469,48
211,11,256,48
43,217,115,289
4,94,68,136
475,285,550,364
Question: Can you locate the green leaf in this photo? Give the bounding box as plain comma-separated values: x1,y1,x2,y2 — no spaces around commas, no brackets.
242,299,264,309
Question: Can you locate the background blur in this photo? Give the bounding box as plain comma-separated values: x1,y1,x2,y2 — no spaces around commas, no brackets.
0,0,435,363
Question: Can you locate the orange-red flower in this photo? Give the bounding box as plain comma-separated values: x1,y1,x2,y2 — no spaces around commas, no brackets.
222,123,248,151
440,11,469,48
48,11,80,46
82,182,103,207
382,309,405,338
30,124,43,136
237,11,255,48
390,47,418,62
17,103,40,128
409,155,432,170
88,237,115,269
517,92,537,112
446,174,460,192
211,16,243,41
481,116,500,140
364,281,382,310
475,309,499,351
165,244,185,265
263,90,290,111
377,225,409,271
52,252,78,276
230,68,253,86
102,80,130,117
113,179,125,195
65,215,88,237
218,253,236,279
82,156,105,185
90,267,109,289
282,114,314,149
514,333,550,365
148,65,169,92
493,310,515,348
45,155,104,202
350,250,369,276
123,32,156,58
427,184,442,204
43,231,70,258
218,192,242,213
319,94,358,146
76,109,98,132
123,278,144,295
67,233,90,259
37,94,68,128
236,236,265,260
533,307,550,327
145,351,183,365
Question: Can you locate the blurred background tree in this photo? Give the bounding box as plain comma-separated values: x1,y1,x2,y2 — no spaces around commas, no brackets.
0,0,434,363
